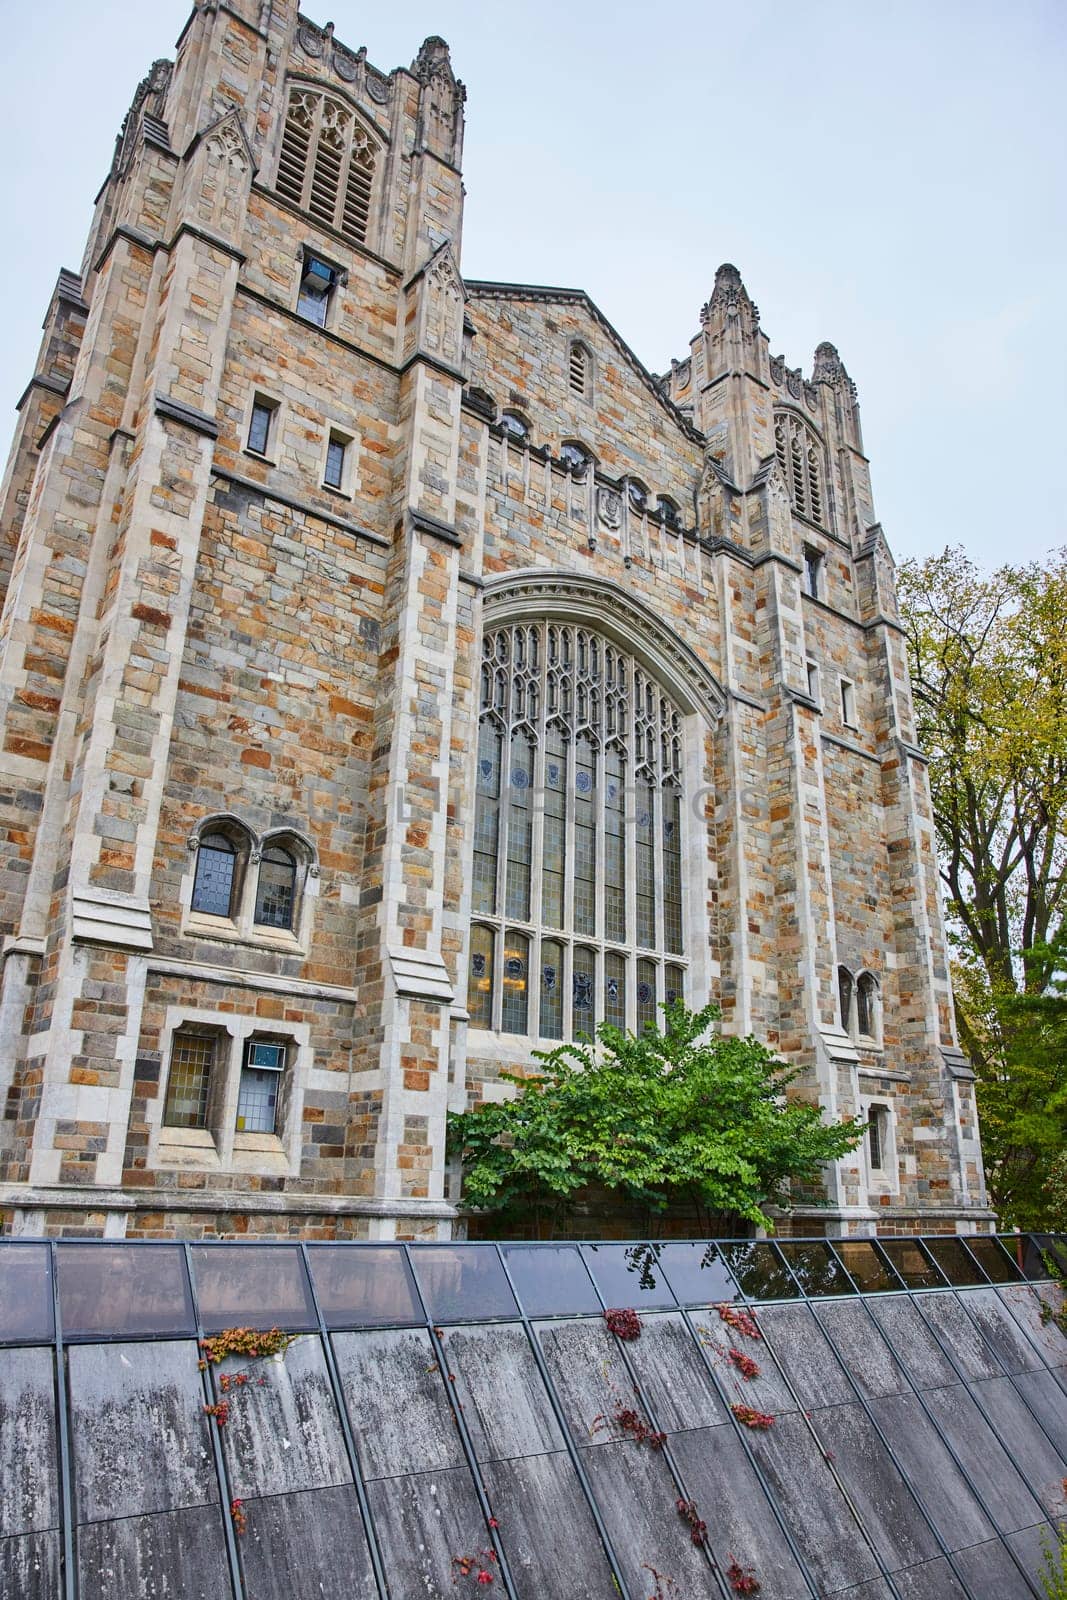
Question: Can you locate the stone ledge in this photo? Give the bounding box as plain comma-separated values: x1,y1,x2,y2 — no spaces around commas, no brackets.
389,947,455,1003
0,1184,457,1220
941,1046,976,1082
154,393,220,439
408,507,461,547
71,888,153,952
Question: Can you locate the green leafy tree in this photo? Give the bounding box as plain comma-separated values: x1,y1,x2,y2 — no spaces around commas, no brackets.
898,548,1067,1225
448,1002,863,1235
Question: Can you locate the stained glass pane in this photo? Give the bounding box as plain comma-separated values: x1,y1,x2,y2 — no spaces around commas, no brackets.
572,945,595,1037
663,784,682,954
501,930,529,1035
573,734,596,937
542,729,566,928
636,776,656,948
604,951,625,1029
636,957,657,1031
473,722,502,915
163,1032,214,1129
505,732,534,921
540,938,563,1039
468,924,494,1029
604,747,626,943
254,846,295,929
665,964,684,1008
191,838,235,917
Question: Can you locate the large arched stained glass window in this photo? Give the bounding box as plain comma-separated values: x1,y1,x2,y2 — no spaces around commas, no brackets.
469,621,687,1038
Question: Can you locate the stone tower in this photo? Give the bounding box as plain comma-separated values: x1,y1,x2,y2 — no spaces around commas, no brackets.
0,2,990,1239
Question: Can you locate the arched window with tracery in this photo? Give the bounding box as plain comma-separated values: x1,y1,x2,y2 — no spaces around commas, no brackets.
469,621,686,1038
276,86,378,245
774,411,826,526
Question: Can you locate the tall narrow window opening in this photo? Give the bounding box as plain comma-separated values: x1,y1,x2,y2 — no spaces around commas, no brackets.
469,621,687,1037
255,846,297,930
163,1031,216,1130
774,411,827,526
568,340,592,400
277,88,378,246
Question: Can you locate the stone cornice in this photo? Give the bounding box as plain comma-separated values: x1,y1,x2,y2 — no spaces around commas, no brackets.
0,1183,457,1221
155,393,219,439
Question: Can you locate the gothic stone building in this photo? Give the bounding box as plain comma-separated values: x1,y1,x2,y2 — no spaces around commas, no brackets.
0,2,991,1242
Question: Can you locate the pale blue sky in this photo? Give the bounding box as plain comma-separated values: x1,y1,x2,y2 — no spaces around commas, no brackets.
2,0,1063,569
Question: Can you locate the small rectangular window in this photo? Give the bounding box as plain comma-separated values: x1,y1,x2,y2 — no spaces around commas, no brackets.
297,255,336,327
323,434,347,490
247,399,275,457
236,1038,286,1134
806,661,819,702
164,1032,215,1129
803,546,822,600
841,678,856,726
868,1106,884,1170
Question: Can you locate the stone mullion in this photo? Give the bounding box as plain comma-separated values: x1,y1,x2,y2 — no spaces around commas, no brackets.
527,627,550,1042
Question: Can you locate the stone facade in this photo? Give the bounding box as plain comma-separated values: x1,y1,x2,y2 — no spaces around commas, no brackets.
0,2,991,1240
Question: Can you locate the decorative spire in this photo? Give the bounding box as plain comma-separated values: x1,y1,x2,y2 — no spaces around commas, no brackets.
701,263,759,334
413,36,456,85
813,340,858,405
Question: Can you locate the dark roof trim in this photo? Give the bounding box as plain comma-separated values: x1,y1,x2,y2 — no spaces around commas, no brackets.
464,279,705,444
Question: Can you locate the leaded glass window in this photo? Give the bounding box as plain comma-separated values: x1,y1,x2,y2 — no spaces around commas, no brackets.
255,846,296,930
191,833,237,918
468,621,687,1037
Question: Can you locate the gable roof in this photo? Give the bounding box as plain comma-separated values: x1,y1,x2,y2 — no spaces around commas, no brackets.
464,279,704,443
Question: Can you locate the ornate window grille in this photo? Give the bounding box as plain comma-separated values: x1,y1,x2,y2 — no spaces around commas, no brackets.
276,87,378,245
774,412,826,526
469,621,686,1038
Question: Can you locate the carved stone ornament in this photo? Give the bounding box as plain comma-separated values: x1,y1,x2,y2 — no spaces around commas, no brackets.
766,462,792,546
296,24,324,57
365,70,390,104
332,49,359,83
597,488,622,529
787,369,802,400
701,262,760,335
186,835,200,853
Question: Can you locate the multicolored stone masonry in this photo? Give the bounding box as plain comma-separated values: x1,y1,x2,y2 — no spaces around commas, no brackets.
0,2,990,1239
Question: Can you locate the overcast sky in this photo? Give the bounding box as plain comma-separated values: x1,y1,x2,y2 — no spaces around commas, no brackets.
2,0,1063,570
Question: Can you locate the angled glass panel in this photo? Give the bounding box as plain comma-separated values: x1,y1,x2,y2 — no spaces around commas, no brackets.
539,938,564,1039
878,1237,946,1289
830,1239,901,1293
923,1236,989,1287
1032,1233,1067,1279
0,1242,53,1342
57,1242,194,1339
776,1240,855,1296
716,1241,799,1300
657,1241,743,1305
964,1235,1025,1284
580,1243,676,1309
502,1245,600,1316
306,1245,423,1328
190,1243,316,1332
409,1244,518,1321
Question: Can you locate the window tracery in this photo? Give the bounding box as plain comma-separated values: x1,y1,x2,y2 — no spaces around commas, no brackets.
774,411,826,526
276,86,378,245
469,620,686,1039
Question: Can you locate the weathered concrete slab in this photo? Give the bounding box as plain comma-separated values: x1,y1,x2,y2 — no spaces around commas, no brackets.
949,1538,1038,1600
0,1347,58,1537
746,1410,880,1592
620,1312,726,1432
688,1307,796,1416
69,1340,218,1522
366,1466,489,1598
77,1503,232,1600
812,1300,909,1399
922,1384,1044,1533
481,1451,619,1599
333,1327,465,1479
578,1437,718,1597
0,1529,60,1599
534,1318,638,1446
441,1323,565,1461
216,1334,351,1498
669,1424,813,1599
915,1293,1002,1380
868,1392,994,1551
760,1304,855,1410
238,1485,376,1599
808,1403,940,1572
866,1296,959,1389
969,1376,1067,1516
1013,1368,1067,1456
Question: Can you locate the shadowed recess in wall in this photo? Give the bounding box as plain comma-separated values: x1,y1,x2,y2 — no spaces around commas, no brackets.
0,1233,1063,1599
